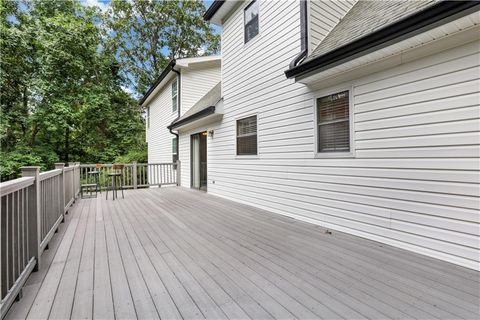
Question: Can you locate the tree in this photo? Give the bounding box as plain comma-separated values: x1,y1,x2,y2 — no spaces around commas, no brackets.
0,0,146,180
105,0,220,95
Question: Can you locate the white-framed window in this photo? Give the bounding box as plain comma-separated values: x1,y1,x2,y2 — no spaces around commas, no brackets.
172,137,178,162
315,89,354,157
146,106,150,128
172,79,178,113
244,0,259,44
236,115,257,155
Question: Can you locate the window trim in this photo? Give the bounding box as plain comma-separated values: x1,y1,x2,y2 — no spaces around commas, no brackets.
235,113,259,158
243,0,260,45
146,106,150,129
172,79,178,113
313,85,355,158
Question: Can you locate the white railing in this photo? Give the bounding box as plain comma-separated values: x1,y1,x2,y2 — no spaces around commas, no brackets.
0,163,80,318
80,161,180,189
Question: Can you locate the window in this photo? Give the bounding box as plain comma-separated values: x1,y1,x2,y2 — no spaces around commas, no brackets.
172,137,178,162
244,0,259,43
146,107,150,128
172,79,178,112
236,115,257,155
316,90,351,153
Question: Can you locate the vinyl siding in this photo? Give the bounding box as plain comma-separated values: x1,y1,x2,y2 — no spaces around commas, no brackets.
180,66,221,116
147,77,178,164
308,0,356,54
147,64,221,165
208,0,480,269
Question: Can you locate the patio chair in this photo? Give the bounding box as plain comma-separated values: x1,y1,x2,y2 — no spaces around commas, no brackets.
87,163,102,194
106,164,124,200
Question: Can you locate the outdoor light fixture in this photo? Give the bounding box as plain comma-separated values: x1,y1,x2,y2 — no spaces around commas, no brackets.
208,130,214,138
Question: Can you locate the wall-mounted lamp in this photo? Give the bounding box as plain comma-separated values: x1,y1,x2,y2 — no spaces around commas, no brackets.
208,130,214,138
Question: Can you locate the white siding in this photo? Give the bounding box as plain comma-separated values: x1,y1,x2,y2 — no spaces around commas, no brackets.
208,0,480,269
180,66,221,116
147,77,178,164
147,63,221,165
308,0,356,53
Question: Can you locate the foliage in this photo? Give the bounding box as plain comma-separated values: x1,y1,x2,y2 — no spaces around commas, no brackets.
104,0,220,95
0,0,218,181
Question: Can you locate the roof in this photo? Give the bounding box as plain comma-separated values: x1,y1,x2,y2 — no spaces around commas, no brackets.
204,0,225,21
168,82,222,130
308,0,439,60
139,56,221,107
285,0,480,79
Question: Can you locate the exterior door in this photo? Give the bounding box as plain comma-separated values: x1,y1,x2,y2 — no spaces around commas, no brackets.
191,132,207,190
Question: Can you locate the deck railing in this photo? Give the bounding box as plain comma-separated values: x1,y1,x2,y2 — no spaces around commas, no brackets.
80,161,180,189
0,163,80,319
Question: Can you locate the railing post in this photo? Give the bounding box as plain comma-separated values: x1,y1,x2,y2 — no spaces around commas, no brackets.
132,162,138,189
68,162,75,201
21,166,41,272
55,163,65,221
176,160,181,186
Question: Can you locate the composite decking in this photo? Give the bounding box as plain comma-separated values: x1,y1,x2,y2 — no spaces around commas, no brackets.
5,187,479,320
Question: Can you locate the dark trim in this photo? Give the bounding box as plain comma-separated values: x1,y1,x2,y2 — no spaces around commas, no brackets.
289,0,308,69
139,60,176,105
285,1,480,79
204,0,225,21
168,106,216,130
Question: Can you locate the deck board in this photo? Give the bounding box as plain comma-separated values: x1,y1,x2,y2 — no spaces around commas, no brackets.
6,187,480,320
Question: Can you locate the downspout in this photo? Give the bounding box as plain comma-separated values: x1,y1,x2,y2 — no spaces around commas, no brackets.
288,0,308,69
170,66,181,158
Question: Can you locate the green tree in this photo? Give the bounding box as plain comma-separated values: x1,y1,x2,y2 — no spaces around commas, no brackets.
0,0,146,180
105,0,220,95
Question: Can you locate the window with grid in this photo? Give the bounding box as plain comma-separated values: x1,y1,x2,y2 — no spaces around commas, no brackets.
172,79,178,112
237,115,257,155
244,0,259,43
317,90,350,153
146,106,150,128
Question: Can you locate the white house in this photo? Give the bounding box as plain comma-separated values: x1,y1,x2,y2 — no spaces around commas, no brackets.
147,0,480,270
141,56,221,165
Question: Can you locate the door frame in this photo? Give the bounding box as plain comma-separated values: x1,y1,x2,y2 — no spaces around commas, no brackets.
190,131,207,191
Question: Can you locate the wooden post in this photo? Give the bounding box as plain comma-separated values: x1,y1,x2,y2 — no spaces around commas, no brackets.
132,162,138,189
55,163,65,221
176,160,181,186
21,166,41,272
68,162,75,202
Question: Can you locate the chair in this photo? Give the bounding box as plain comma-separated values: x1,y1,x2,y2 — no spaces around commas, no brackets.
106,164,124,200
87,163,102,194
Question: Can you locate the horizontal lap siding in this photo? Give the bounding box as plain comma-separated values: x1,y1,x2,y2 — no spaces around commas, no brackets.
211,0,480,269
181,66,221,116
308,0,356,53
147,78,178,164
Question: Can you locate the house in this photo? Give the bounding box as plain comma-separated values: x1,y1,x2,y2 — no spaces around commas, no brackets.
141,56,221,167
147,0,480,270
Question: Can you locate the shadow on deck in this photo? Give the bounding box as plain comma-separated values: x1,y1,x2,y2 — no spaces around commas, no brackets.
6,187,480,319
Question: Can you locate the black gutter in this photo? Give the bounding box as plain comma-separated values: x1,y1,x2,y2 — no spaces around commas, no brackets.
288,0,308,69
168,106,216,130
285,0,480,79
139,59,176,106
204,0,225,21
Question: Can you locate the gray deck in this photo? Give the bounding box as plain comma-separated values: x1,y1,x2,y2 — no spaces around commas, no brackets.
5,187,479,320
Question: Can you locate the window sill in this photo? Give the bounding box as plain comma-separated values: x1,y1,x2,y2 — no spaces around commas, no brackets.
315,152,355,159
235,155,259,159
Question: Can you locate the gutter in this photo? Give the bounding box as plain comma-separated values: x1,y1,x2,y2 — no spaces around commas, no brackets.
204,0,225,21
289,0,308,69
285,0,480,79
168,106,216,131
